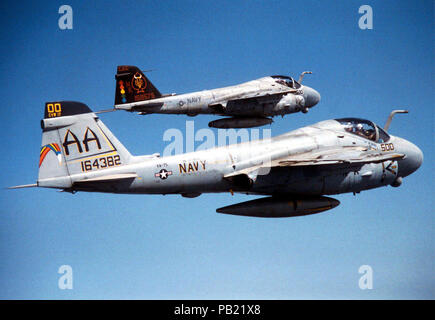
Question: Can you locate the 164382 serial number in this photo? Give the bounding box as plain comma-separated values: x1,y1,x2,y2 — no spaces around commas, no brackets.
80,155,121,172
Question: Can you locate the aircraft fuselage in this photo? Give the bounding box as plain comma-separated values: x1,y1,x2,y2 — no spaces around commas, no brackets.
67,119,421,198
115,77,320,118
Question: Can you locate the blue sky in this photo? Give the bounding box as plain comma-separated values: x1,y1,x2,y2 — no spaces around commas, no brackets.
0,0,433,299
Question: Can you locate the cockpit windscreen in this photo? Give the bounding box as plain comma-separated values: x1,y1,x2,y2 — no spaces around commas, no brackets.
271,75,301,89
335,118,384,142
376,125,390,143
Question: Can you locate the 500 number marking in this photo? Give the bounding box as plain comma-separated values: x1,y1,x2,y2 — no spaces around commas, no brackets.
380,143,394,151
80,155,121,172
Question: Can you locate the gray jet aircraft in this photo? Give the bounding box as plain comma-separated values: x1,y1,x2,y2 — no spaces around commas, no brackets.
114,66,320,128
11,102,422,218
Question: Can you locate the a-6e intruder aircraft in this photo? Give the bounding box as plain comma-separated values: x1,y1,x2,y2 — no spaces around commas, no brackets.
113,66,321,128
11,102,422,217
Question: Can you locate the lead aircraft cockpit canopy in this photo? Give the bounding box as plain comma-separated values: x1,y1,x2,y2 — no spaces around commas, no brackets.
335,118,390,143
271,75,301,89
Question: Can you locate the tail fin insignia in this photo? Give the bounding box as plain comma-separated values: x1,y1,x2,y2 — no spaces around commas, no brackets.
39,143,62,167
44,101,92,119
38,101,133,189
115,65,161,105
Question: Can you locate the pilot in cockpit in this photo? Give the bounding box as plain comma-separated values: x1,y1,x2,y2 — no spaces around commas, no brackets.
341,120,377,141
338,118,391,143
272,76,300,89
365,128,376,141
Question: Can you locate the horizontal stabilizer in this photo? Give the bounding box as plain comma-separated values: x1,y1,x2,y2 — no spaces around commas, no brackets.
72,173,138,192
8,183,38,189
74,173,138,185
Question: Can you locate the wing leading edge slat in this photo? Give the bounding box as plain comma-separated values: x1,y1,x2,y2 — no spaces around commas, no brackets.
224,147,404,184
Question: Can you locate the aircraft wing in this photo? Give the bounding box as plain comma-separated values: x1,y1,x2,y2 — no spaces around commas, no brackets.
277,147,404,166
224,146,404,183
209,90,297,112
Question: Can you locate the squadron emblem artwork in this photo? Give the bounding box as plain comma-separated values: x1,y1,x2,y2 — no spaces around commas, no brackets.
132,72,147,93
10,96,422,217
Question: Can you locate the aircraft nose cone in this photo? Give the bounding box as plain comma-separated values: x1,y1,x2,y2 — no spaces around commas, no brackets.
304,87,321,107
411,143,423,172
397,138,423,177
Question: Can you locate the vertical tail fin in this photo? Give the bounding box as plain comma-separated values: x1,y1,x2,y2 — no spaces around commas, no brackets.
38,101,132,189
114,65,161,106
